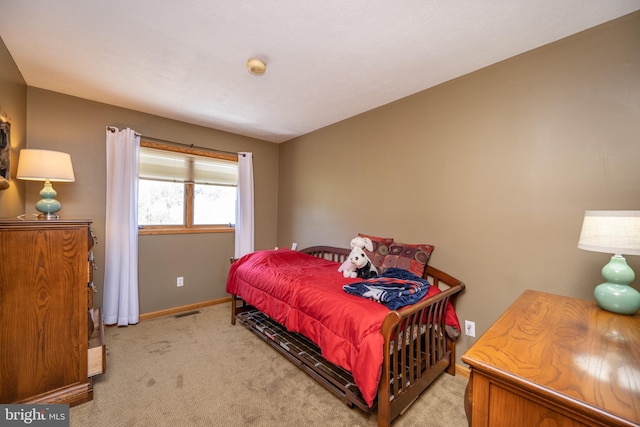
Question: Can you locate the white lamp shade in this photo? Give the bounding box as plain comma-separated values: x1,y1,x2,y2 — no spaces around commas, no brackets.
16,149,75,182
578,210,640,256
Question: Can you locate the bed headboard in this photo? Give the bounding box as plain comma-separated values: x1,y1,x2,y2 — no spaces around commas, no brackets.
300,245,465,293
300,246,350,263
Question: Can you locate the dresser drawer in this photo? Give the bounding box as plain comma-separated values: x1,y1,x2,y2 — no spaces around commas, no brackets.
88,307,106,377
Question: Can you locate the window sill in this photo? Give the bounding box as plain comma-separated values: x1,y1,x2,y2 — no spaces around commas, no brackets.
138,226,234,236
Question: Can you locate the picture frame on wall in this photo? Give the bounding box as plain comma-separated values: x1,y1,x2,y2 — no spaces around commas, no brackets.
0,122,10,190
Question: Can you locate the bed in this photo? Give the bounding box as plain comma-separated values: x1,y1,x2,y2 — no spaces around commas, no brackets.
227,245,465,427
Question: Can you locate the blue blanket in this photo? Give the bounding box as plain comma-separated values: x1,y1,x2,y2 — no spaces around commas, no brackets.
343,268,431,310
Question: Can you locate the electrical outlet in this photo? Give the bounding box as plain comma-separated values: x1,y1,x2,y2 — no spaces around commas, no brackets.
291,242,298,250
177,276,184,287
465,320,476,337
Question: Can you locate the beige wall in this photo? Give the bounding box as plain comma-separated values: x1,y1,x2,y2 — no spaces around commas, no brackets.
23,88,279,313
278,12,640,362
2,11,639,359
0,37,26,218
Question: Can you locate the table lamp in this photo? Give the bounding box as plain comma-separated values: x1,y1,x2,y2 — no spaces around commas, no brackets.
577,210,640,315
16,149,75,220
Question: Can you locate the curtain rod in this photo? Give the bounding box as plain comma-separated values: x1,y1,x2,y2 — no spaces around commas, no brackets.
106,126,245,157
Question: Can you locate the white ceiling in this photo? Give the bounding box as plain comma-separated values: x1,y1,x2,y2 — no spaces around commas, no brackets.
1,1,639,143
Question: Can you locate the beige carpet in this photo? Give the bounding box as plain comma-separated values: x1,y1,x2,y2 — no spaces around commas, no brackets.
70,303,469,426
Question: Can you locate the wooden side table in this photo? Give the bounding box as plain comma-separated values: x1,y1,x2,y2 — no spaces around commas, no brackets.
461,289,640,427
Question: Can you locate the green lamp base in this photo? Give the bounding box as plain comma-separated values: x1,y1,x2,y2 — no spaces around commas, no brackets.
35,179,62,220
594,255,640,315
594,283,640,315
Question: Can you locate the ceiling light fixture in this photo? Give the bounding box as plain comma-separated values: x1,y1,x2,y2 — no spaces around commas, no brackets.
247,58,266,76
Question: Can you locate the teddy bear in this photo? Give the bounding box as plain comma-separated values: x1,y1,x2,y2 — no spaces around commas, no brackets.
338,236,378,279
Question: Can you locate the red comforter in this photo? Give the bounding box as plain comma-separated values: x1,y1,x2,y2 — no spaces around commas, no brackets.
226,249,460,407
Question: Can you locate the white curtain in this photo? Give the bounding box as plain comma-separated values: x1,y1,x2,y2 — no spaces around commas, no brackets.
234,152,254,258
103,127,140,326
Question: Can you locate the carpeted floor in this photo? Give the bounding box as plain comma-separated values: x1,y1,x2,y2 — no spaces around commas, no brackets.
70,303,469,426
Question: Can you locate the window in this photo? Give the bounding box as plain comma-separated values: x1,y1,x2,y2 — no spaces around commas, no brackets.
138,141,238,235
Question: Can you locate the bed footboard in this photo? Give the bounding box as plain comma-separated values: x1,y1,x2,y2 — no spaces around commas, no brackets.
378,275,464,426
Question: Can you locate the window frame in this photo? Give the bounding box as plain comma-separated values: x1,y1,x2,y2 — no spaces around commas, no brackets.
137,140,238,236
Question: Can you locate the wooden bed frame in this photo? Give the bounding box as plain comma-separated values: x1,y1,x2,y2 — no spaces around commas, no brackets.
230,246,466,427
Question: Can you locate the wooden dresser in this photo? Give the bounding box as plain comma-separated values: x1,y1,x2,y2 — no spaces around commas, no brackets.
462,289,640,427
0,219,105,406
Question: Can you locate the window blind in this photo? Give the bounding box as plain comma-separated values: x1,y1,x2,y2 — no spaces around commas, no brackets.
139,146,238,185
